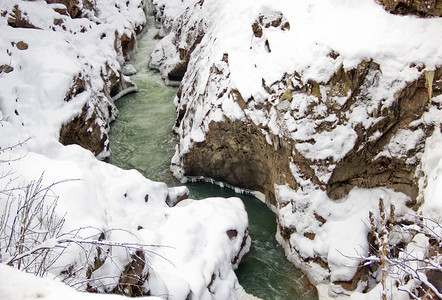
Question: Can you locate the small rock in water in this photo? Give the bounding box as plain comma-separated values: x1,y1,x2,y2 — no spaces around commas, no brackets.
122,64,137,76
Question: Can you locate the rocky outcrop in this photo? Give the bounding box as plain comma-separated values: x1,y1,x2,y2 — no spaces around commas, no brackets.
86,250,150,296
44,0,84,18
58,61,137,157
153,0,442,295
251,10,290,39
184,119,296,206
326,67,442,204
178,52,441,207
379,0,442,17
1,0,146,158
59,103,114,157
150,0,208,83
111,251,150,296
160,1,442,200
6,5,37,28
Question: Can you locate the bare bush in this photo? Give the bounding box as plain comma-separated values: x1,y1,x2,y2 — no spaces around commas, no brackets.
362,199,442,299
0,173,67,276
0,173,172,295
0,139,171,296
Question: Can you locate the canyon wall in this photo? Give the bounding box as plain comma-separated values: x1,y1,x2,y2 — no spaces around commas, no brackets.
152,0,442,296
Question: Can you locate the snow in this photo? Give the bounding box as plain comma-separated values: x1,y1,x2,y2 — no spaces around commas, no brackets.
0,264,163,300
419,122,442,220
276,184,414,286
122,64,137,76
151,0,442,297
156,0,442,184
376,128,426,161
295,125,358,162
0,0,251,299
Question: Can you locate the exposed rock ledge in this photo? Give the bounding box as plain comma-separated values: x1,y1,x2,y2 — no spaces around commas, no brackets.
152,0,442,297
379,0,442,17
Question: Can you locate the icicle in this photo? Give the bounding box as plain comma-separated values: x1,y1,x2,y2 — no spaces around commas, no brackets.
425,70,435,102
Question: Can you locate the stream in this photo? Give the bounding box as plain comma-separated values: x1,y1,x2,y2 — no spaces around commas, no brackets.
108,13,317,300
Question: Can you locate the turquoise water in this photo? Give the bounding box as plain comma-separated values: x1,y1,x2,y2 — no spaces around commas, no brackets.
108,15,317,300
187,183,317,300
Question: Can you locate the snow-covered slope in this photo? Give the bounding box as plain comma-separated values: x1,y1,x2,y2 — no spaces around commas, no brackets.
0,0,146,158
151,0,442,298
0,263,163,300
0,0,251,299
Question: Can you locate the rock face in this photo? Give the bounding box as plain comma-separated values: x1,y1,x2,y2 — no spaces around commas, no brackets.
326,66,441,203
153,0,442,295
59,103,113,156
86,250,150,296
150,0,208,83
379,0,442,17
182,60,441,207
44,0,84,18
185,119,296,206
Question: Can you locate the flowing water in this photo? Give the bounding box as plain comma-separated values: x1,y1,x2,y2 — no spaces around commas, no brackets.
108,15,317,300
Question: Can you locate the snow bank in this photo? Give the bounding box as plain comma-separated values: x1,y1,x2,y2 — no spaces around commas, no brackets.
0,136,251,298
0,264,162,300
276,184,413,287
0,262,259,300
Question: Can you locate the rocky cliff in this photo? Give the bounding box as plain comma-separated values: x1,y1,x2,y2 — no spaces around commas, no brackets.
1,0,145,158
152,0,442,297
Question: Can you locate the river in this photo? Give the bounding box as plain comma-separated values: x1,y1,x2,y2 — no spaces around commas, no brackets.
108,13,317,300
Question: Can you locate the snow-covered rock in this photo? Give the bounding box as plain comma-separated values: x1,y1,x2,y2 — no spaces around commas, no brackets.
0,263,162,300
1,0,146,158
150,0,208,86
379,0,442,17
0,0,251,299
151,0,442,297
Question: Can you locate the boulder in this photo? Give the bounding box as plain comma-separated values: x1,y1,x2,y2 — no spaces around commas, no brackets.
59,104,112,157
